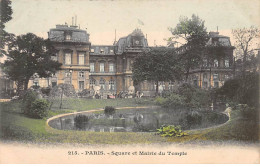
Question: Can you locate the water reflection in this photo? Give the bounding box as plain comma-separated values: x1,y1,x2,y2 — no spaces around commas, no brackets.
48,107,229,132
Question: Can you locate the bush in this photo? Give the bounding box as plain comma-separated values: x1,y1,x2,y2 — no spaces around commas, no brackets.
74,115,89,129
78,89,91,98
157,125,188,137
22,90,38,115
161,93,185,108
104,106,116,116
217,72,259,108
154,96,167,105
28,99,50,119
232,104,257,119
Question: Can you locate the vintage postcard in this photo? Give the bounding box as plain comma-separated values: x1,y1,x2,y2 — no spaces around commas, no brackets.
0,0,259,164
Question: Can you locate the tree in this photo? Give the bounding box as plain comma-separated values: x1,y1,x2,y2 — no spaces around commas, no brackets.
132,47,184,95
168,14,208,81
232,26,259,74
217,71,259,108
2,33,62,94
0,0,13,57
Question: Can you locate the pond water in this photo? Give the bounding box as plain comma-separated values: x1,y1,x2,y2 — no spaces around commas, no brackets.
48,107,229,132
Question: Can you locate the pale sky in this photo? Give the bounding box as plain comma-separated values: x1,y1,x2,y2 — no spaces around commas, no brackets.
5,0,260,46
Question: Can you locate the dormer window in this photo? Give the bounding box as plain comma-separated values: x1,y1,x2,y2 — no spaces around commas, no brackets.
110,49,114,53
91,49,94,53
65,34,71,40
100,49,104,54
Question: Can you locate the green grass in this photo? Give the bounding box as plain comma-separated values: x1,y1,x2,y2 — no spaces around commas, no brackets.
0,98,258,144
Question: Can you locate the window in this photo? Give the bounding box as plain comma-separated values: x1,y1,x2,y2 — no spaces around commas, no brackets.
90,79,96,89
159,81,165,90
203,82,208,88
225,59,229,67
214,82,219,88
203,73,208,79
99,79,105,90
214,59,218,67
91,48,94,53
203,59,207,67
33,81,39,87
213,73,218,80
79,81,84,90
90,63,95,72
52,82,57,87
193,80,198,87
100,62,105,72
169,81,174,90
65,53,72,65
110,49,114,53
65,71,72,77
109,80,115,90
79,71,84,78
225,74,229,80
65,34,71,40
100,49,104,54
109,63,114,72
78,53,85,65
51,55,58,61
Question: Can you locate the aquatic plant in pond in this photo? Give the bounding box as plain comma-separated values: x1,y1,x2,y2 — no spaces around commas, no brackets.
104,106,116,116
74,115,89,129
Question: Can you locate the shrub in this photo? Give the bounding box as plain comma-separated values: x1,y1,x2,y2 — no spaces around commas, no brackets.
21,90,38,115
74,115,89,129
29,99,50,119
104,106,116,116
157,125,188,137
232,104,257,119
162,93,184,108
78,89,91,98
154,96,167,105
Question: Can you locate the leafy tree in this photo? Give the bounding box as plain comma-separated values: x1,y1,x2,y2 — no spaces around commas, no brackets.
232,26,259,74
2,33,62,94
0,0,13,57
132,47,184,95
168,14,208,81
217,71,259,108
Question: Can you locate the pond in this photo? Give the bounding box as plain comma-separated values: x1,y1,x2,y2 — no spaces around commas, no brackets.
48,107,229,132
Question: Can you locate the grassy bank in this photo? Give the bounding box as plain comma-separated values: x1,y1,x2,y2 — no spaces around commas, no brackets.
0,98,258,144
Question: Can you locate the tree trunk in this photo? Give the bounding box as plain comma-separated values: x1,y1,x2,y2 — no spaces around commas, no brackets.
17,80,24,95
155,80,159,96
24,78,29,91
185,68,190,82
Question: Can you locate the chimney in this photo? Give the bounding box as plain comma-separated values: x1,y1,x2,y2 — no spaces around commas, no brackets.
72,17,74,26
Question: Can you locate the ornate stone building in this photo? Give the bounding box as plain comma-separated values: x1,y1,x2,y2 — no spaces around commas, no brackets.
187,32,235,89
27,24,235,97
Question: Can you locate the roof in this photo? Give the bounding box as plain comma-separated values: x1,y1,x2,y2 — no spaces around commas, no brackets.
207,32,232,47
48,24,89,43
115,29,148,54
90,45,115,55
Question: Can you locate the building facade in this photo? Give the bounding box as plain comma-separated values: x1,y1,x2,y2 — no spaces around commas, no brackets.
27,24,235,98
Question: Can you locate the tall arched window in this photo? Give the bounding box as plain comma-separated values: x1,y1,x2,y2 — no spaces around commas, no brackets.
109,80,115,90
99,78,105,90
109,62,114,72
100,62,105,72
90,78,96,89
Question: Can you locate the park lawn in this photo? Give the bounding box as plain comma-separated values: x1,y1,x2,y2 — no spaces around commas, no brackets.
0,98,258,144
